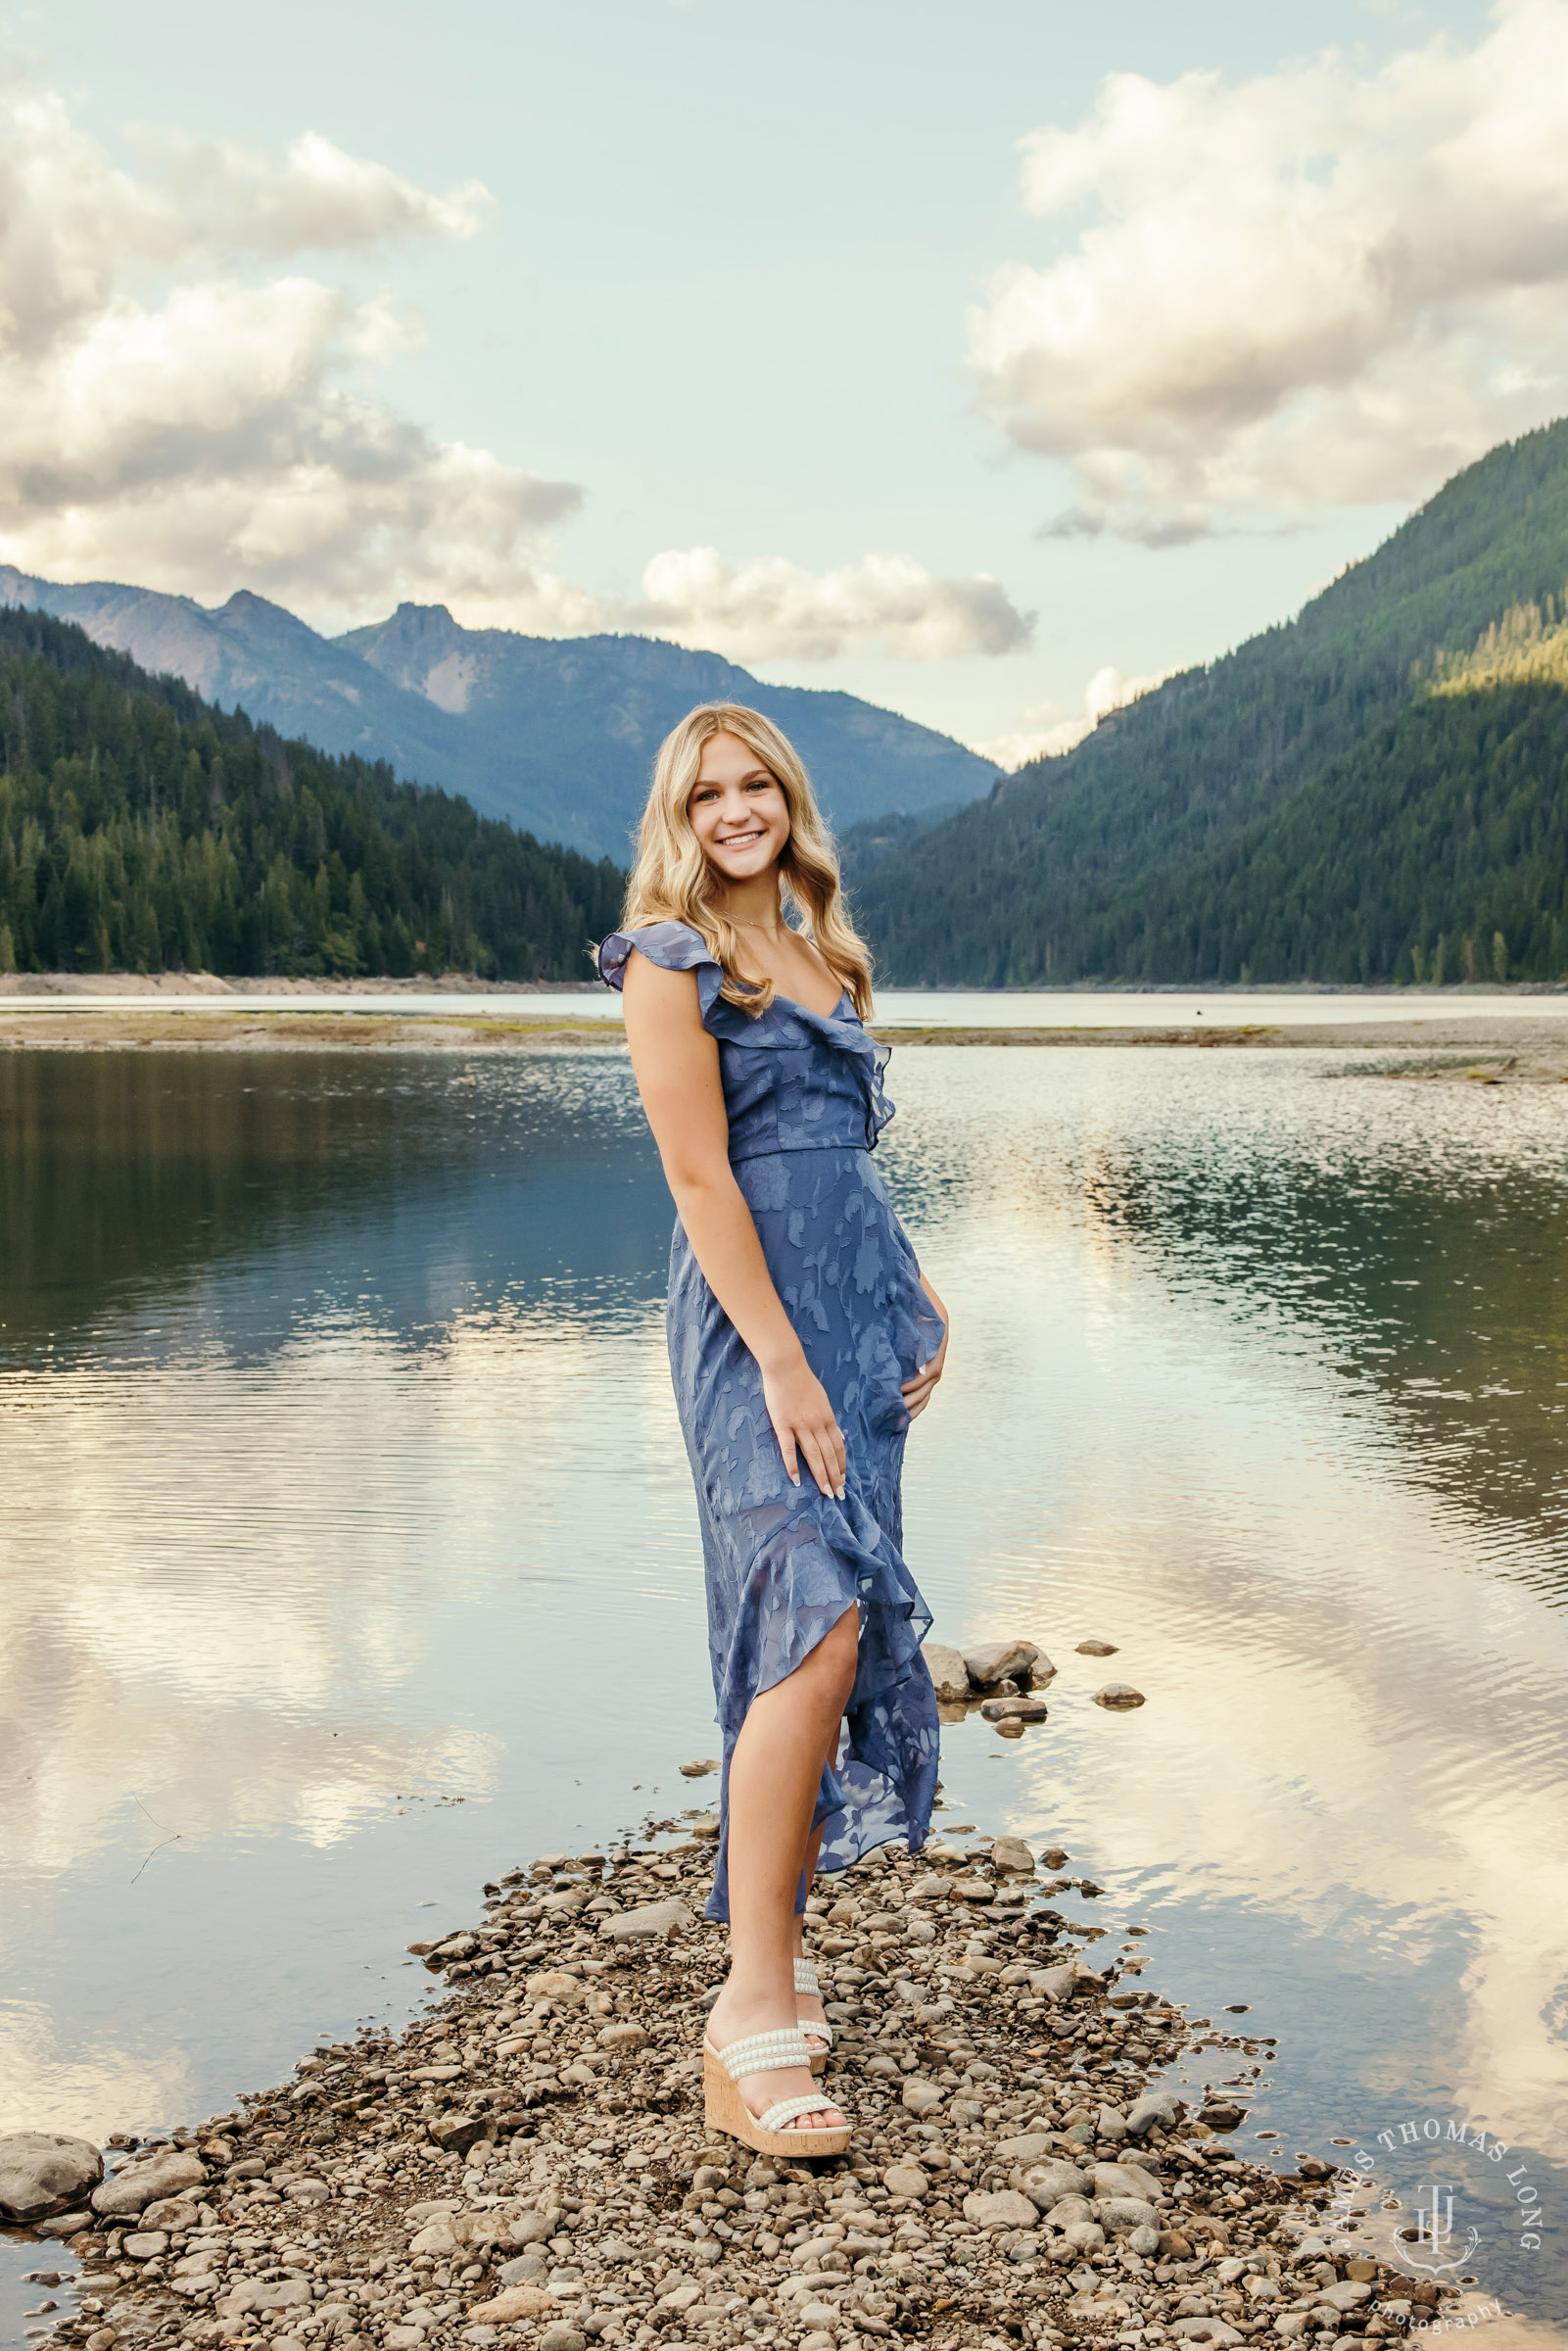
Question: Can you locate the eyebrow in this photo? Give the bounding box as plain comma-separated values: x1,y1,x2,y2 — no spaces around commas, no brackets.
695,767,775,787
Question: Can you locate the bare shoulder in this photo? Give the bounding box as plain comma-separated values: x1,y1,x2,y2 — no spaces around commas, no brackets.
621,947,707,1042
622,945,700,1004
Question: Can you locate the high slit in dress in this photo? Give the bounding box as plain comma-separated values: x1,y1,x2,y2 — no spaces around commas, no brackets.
597,921,942,1921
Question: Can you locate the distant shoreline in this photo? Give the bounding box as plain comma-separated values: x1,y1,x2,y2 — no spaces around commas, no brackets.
3,1005,1567,1074
3,972,1567,1002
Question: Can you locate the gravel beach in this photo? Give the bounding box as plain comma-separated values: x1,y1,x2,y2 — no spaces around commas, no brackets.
7,1784,1465,2351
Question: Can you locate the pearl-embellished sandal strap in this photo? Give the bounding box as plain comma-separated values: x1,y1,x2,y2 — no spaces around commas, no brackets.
758,2093,840,2134
793,1958,820,1995
708,2029,813,2081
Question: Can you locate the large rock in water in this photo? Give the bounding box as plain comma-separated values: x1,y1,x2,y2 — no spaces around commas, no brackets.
920,1642,970,1703
963,1640,1043,1689
0,2132,104,2222
990,1836,1036,1873
91,2147,206,2218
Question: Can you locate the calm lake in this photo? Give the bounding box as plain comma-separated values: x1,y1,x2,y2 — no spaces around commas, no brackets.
3,1043,1566,2341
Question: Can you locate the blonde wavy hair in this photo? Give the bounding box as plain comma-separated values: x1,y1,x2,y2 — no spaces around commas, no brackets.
619,702,874,1019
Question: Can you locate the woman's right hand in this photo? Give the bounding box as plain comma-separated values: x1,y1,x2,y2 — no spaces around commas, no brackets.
762,1352,847,1500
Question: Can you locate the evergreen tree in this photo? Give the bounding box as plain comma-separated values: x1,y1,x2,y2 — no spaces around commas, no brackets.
0,608,624,981
856,417,1568,984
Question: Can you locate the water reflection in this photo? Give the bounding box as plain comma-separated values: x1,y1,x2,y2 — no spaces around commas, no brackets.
2,1046,1566,2330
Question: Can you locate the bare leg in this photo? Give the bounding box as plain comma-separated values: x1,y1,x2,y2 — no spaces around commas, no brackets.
794,1820,830,2054
706,1607,858,2133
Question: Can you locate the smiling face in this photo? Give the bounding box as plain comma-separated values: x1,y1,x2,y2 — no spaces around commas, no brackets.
688,730,791,888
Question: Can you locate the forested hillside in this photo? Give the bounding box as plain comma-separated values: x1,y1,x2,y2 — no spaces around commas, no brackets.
0,609,623,979
0,569,998,861
855,419,1568,984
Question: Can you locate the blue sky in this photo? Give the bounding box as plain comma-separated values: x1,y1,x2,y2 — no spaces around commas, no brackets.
7,0,1554,758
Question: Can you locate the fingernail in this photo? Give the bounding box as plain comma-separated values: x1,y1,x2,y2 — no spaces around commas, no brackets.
790,1474,801,1487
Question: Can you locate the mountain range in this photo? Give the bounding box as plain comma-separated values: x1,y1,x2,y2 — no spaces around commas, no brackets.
9,415,1568,988
856,418,1568,986
0,570,996,864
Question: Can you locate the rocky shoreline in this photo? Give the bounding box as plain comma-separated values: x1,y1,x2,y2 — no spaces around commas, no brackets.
3,1739,1458,2351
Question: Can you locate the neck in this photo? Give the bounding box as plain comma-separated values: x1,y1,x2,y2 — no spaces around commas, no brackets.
712,872,784,931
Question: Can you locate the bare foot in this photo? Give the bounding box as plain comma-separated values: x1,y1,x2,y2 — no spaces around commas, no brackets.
706,1989,845,2135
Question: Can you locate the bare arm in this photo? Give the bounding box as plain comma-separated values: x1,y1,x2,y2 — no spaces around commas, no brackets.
901,1269,950,1419
621,950,847,1499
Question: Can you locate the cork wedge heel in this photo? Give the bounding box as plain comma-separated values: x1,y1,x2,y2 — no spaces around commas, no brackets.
700,2028,851,2158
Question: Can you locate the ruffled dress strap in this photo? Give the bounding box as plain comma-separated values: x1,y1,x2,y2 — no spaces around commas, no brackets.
596,920,714,989
595,920,732,1024
599,920,792,1049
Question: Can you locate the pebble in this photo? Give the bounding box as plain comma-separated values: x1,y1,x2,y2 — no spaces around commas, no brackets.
1127,2086,1185,2136
89,2147,206,2218
964,2187,1038,2230
27,1777,1449,2351
678,1758,719,1777
901,2077,946,2114
1095,1682,1147,1708
1015,2157,1089,2206
1091,2158,1162,2200
473,2280,559,2319
598,1896,692,1941
1076,1639,1119,1655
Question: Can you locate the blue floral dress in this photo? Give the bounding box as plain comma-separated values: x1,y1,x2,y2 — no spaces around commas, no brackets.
597,921,942,1921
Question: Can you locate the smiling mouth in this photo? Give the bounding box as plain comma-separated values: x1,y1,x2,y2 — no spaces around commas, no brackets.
716,828,766,848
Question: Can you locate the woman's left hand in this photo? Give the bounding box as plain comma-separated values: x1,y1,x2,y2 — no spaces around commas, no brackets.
901,1279,949,1420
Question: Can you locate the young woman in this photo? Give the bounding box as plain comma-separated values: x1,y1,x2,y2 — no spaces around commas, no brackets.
596,703,948,2158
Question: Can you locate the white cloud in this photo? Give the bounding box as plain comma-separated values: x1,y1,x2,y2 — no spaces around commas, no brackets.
0,77,1031,658
144,125,492,256
0,78,585,628
629,546,1032,663
973,663,1170,769
970,0,1568,541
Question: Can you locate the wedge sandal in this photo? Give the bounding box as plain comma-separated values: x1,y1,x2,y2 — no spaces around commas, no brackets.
795,1956,833,2077
701,2027,851,2157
